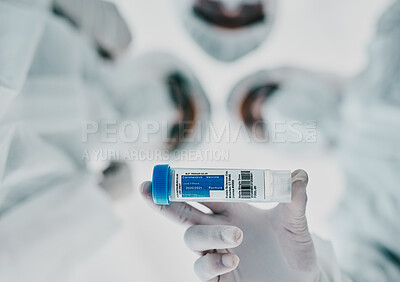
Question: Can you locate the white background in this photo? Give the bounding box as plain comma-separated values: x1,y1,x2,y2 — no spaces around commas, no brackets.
69,0,391,281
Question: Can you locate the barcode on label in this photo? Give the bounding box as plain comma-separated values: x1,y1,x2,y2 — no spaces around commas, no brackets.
239,171,253,199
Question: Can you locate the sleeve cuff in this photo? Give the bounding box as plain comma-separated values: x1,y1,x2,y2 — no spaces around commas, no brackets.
312,234,353,282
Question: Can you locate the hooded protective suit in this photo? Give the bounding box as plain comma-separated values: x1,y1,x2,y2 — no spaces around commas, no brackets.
0,1,126,281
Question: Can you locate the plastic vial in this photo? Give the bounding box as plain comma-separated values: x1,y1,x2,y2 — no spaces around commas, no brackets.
152,164,292,205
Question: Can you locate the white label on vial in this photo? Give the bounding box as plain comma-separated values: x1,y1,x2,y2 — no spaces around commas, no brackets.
173,168,265,201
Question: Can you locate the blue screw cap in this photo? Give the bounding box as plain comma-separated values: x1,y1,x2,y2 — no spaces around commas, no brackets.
152,164,171,205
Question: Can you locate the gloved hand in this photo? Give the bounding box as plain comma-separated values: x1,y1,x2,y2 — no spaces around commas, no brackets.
141,169,321,282
53,0,132,59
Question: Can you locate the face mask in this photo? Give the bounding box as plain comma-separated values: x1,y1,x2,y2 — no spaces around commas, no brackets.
178,0,276,61
228,68,342,149
115,53,211,150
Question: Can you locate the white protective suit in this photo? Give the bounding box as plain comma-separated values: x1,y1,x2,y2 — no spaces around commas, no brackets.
0,0,178,281
331,1,400,281
261,1,400,281
0,0,210,280
0,1,118,281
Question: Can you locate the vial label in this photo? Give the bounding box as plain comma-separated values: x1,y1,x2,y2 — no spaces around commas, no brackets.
173,168,265,201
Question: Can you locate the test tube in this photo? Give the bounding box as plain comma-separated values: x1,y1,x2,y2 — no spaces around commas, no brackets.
152,164,291,205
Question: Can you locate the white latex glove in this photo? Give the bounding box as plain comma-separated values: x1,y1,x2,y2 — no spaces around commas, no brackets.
141,170,321,282
53,0,132,58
